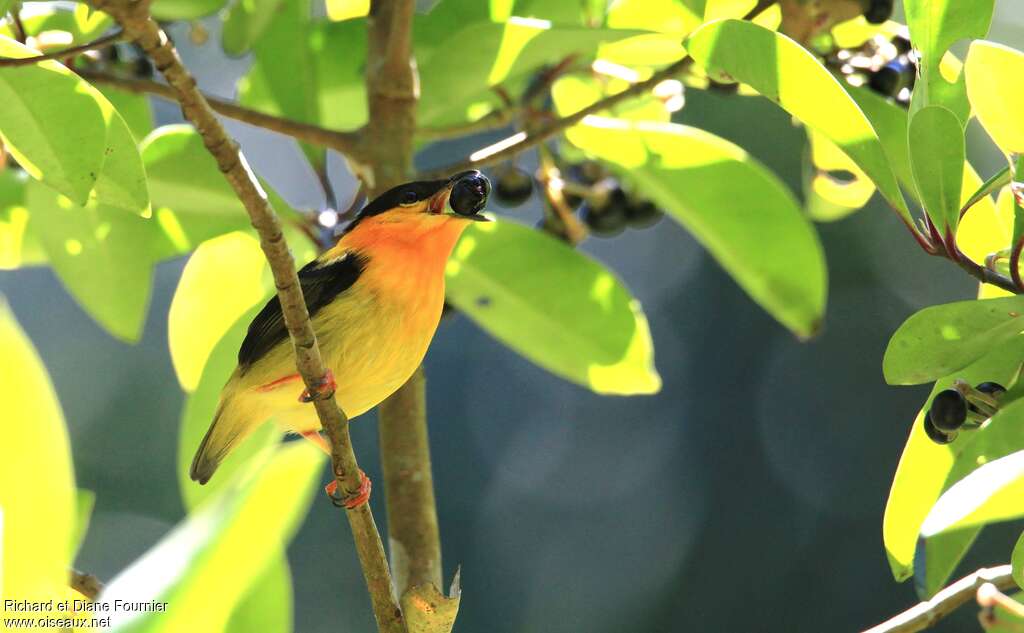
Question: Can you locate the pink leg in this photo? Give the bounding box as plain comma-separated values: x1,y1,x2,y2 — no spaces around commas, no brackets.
298,369,337,403
325,471,372,509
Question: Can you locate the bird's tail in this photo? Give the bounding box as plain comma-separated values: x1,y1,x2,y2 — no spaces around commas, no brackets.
189,390,254,485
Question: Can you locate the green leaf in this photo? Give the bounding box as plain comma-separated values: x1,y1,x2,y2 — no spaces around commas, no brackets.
845,85,916,195
177,309,280,510
966,41,1024,155
905,0,994,123
0,4,112,41
883,295,1024,385
564,117,826,338
0,298,76,603
222,0,286,55
685,19,912,224
914,528,980,598
1012,531,1024,589
71,488,96,559
921,448,1024,537
26,180,159,342
169,232,274,392
908,105,964,233
226,557,292,633
103,442,323,633
91,105,151,217
446,219,660,395
417,20,648,128
244,0,322,166
142,125,300,257
99,87,154,143
883,339,1024,581
0,36,109,204
0,169,47,269
151,0,226,20
963,165,1012,217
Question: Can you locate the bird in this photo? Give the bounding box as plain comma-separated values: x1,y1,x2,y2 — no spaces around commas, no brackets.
189,170,491,505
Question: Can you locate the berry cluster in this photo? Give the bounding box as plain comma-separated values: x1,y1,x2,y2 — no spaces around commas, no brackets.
494,161,665,238
923,381,1006,444
829,30,916,106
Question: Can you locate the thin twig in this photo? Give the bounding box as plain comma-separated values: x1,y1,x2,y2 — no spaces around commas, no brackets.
69,569,103,601
419,55,694,180
862,565,1016,633
0,29,123,66
9,8,27,44
74,68,365,162
83,3,402,632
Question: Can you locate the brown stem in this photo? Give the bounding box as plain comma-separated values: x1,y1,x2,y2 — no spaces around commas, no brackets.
1010,235,1024,291
378,366,442,593
0,29,123,66
9,9,27,44
69,569,103,601
420,55,694,180
862,565,1016,633
84,3,402,632
365,0,444,602
75,68,365,162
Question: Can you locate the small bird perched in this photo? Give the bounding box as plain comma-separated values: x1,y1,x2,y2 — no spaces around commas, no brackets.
190,170,491,503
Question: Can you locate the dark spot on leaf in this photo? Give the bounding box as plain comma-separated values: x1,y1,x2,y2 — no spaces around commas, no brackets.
824,169,857,184
476,296,491,308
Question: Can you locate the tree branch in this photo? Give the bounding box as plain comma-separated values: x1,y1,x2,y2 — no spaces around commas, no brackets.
365,0,447,606
84,3,401,632
69,569,103,601
75,68,365,163
862,565,1017,633
0,29,123,66
419,55,694,180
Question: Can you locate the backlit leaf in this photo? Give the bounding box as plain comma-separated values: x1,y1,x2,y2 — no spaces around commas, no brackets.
562,116,826,338
685,19,911,224
26,181,159,342
921,449,1024,537
883,295,1024,385
905,0,994,123
446,219,661,395
226,556,292,633
103,442,322,633
884,340,1024,581
908,105,964,233
966,41,1024,155
0,299,75,606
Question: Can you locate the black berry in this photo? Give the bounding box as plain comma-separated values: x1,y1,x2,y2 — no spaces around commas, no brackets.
494,168,533,207
976,382,1007,397
892,33,912,56
929,389,967,432
625,199,664,228
582,188,629,237
450,171,490,216
923,413,956,444
864,0,893,24
569,161,606,186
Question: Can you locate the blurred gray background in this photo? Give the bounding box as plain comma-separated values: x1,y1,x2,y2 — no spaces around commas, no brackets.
4,5,1024,631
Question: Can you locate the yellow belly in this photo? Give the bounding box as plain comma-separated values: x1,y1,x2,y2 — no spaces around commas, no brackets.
236,271,444,434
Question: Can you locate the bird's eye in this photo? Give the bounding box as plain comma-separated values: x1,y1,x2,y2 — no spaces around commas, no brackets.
400,191,418,206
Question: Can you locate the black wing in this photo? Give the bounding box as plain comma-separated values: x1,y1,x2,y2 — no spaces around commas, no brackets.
238,251,368,372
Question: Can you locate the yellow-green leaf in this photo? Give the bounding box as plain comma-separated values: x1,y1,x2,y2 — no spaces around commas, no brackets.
883,339,1024,581
909,105,964,233
685,19,911,224
169,232,272,392
26,181,159,342
103,442,323,633
446,219,660,395
921,448,1024,537
0,299,76,606
563,117,826,338
965,41,1024,155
